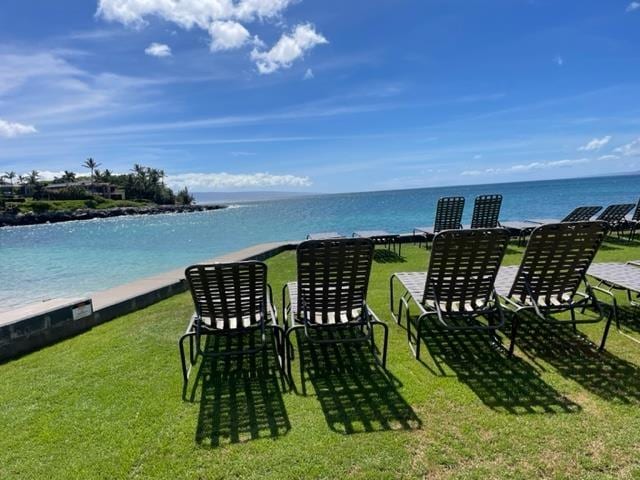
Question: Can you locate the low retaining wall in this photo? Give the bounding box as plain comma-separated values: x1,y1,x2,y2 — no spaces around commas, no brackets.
0,240,298,363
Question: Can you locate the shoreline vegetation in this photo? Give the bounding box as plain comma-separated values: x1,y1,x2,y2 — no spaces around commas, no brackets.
0,159,226,227
0,204,226,228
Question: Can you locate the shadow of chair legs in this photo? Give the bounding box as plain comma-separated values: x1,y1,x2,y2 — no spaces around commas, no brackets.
508,314,640,404
611,304,640,341
420,327,581,414
296,330,421,434
192,335,290,447
373,249,406,263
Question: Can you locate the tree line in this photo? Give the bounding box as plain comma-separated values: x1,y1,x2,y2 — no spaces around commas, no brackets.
0,159,194,205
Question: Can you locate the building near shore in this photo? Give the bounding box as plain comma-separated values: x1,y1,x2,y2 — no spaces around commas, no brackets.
44,181,126,200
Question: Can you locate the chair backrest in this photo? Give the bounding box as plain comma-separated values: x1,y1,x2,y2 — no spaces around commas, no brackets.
508,222,606,305
423,228,509,311
561,206,602,222
597,203,635,224
471,194,502,229
632,198,640,222
185,262,267,329
433,196,465,233
296,238,374,324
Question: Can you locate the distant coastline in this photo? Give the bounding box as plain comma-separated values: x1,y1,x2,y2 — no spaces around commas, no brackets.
0,204,226,228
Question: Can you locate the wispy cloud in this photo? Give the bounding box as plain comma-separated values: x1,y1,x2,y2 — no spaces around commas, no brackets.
614,137,640,157
554,55,564,67
0,119,37,138
461,158,588,176
578,135,611,151
166,172,312,190
627,2,640,12
144,42,172,57
303,68,314,80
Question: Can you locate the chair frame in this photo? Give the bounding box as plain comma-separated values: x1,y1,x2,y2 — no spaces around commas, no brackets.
414,196,465,248
282,238,389,383
470,194,502,229
390,228,512,359
178,261,284,386
497,222,613,353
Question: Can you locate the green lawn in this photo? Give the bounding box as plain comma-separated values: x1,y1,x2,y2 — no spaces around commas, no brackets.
2,239,640,479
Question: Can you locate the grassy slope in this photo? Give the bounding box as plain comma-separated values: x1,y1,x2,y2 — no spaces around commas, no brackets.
2,239,640,479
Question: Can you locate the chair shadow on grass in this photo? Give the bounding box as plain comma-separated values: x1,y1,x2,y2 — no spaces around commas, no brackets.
418,326,581,414
506,313,640,404
293,329,421,434
373,249,406,263
191,334,290,447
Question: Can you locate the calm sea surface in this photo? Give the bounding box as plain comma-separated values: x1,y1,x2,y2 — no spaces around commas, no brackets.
1,174,638,311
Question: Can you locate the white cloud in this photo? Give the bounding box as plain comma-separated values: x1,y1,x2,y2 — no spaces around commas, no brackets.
96,0,317,69
461,158,589,176
208,21,250,51
598,154,619,161
578,135,611,151
251,24,328,74
303,68,314,80
166,172,312,190
144,42,172,57
627,2,640,12
0,119,37,138
554,55,564,67
614,137,640,157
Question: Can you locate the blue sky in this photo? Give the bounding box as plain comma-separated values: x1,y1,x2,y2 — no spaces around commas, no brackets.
0,0,639,193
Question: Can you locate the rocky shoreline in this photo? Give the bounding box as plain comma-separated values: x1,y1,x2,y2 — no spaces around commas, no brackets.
0,204,227,228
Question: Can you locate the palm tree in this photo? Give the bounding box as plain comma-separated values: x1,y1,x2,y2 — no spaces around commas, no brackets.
83,158,101,183
61,170,76,183
4,171,15,185
28,170,39,185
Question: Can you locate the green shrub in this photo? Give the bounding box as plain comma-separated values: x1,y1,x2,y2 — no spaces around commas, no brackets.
30,201,51,213
84,199,98,209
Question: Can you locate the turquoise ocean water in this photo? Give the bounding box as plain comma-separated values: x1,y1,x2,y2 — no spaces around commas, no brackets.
1,174,638,311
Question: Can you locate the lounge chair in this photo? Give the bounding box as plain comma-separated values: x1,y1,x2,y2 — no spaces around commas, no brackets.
470,194,502,229
390,228,512,359
353,230,402,256
178,261,283,385
283,238,389,380
494,221,612,353
413,196,465,247
595,203,635,237
587,261,640,343
526,205,603,225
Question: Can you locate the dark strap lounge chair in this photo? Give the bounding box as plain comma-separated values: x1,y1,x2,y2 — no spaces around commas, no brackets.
178,261,283,386
413,196,465,247
283,238,389,382
494,221,612,354
353,230,402,255
527,205,603,225
596,203,635,235
470,194,502,229
390,228,512,359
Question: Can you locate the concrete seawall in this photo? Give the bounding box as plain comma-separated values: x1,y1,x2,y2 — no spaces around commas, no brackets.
0,240,297,362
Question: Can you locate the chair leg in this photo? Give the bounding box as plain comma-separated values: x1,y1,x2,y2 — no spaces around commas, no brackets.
179,332,196,386
371,320,389,368
599,310,614,352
